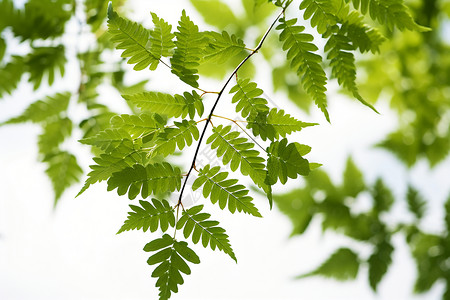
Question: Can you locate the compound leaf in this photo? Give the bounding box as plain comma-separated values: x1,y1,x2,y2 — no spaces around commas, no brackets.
107,162,182,199
124,91,204,119
144,234,200,300
177,205,237,262
107,4,160,71
170,10,206,88
277,17,329,121
118,199,175,234
193,164,261,217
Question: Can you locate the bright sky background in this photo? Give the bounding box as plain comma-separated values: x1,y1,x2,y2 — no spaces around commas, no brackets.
1,1,449,299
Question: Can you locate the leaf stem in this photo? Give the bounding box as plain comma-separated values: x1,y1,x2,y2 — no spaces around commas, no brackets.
211,114,266,152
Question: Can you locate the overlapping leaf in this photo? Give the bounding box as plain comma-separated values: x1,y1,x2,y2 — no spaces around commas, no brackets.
150,12,175,60
143,120,199,158
107,4,159,70
277,18,329,121
203,31,246,64
123,91,204,119
192,164,261,217
246,108,317,141
107,162,182,199
299,0,339,34
177,205,236,262
207,125,267,189
79,129,133,153
110,113,166,140
266,138,310,185
144,234,200,300
26,45,66,90
118,199,175,233
77,140,142,196
325,30,377,112
171,10,206,87
349,0,429,32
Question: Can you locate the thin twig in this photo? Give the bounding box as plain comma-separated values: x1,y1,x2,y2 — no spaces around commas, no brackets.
176,8,286,207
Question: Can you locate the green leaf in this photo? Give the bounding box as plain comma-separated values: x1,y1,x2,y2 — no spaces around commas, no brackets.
410,233,442,293
277,18,329,121
266,138,310,185
170,10,206,88
350,0,430,32
107,162,182,200
299,0,339,34
193,164,262,217
189,0,237,29
273,187,315,235
207,125,268,191
0,56,25,97
342,157,365,197
146,120,200,158
118,199,175,234
297,248,360,281
77,140,142,196
43,151,83,205
325,30,378,112
0,37,6,61
25,45,66,90
203,31,247,64
2,92,71,125
343,11,385,53
368,238,394,291
11,0,72,40
229,78,269,119
177,205,237,262
371,178,394,214
110,113,167,140
107,4,160,71
246,108,317,141
123,91,204,119
144,234,199,300
406,186,426,220
150,12,175,59
38,117,72,154
79,129,133,153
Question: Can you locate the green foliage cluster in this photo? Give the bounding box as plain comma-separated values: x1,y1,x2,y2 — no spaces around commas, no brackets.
1,0,448,299
274,158,450,296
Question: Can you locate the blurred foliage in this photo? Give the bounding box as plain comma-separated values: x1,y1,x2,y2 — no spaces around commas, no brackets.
358,0,450,167
274,158,450,297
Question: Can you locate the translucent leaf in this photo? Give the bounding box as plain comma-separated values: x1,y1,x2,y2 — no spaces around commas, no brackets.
297,248,360,281
124,91,204,119
170,10,206,87
276,18,329,121
2,92,71,125
43,151,83,205
107,162,182,199
266,138,311,185
107,4,160,71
